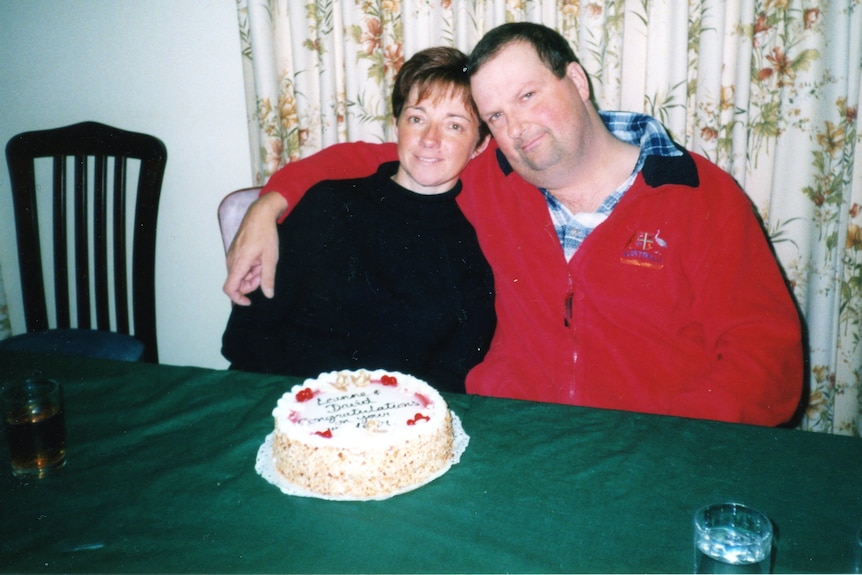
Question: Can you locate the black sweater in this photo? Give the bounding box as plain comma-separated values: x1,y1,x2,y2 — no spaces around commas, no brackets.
222,162,496,394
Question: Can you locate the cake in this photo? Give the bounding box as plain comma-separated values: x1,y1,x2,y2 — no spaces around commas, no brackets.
271,369,455,499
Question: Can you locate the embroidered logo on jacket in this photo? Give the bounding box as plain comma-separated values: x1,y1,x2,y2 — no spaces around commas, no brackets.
620,230,666,269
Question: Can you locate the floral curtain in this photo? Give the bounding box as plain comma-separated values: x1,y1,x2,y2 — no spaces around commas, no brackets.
235,0,862,435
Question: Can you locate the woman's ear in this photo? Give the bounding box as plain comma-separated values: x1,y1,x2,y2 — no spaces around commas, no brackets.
471,134,491,159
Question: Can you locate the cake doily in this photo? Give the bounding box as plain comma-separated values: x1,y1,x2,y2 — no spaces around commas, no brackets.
255,411,469,501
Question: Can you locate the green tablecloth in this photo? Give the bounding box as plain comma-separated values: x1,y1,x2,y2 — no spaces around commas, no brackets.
1,350,860,573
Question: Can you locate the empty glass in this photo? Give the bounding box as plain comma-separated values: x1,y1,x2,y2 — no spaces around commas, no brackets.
694,502,773,574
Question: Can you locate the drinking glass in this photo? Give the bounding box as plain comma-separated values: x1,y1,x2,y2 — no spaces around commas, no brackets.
1,378,66,477
694,502,773,574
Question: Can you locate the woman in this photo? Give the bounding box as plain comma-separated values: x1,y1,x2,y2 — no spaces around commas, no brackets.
221,47,495,394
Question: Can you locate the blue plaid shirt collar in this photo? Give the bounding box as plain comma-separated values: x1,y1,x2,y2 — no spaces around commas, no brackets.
542,111,682,260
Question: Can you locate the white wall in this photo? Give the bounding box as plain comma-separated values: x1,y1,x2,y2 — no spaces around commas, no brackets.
0,0,253,369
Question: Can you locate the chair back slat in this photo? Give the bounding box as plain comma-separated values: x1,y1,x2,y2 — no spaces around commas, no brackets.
93,154,110,331
6,121,167,362
73,154,92,329
51,156,71,329
113,157,130,334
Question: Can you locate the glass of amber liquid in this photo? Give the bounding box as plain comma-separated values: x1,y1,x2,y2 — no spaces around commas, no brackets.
1,379,66,477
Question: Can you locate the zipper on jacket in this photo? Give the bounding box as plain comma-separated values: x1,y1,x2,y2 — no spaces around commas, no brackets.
565,274,577,401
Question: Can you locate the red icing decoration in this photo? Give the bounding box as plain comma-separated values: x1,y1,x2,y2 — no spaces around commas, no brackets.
414,393,431,407
380,375,398,386
296,388,314,402
407,413,430,425
315,429,332,438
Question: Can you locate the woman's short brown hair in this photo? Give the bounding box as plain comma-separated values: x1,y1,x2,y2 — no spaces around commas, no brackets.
391,46,489,142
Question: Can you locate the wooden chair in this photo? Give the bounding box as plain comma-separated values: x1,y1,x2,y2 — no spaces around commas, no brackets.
0,122,167,362
217,187,261,254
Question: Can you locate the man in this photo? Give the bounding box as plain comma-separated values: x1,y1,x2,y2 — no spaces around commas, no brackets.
224,23,803,425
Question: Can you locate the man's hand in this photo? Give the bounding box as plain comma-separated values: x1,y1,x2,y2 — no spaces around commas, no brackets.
223,192,288,306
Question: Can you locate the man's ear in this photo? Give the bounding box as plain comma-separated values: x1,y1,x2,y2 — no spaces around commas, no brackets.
567,61,592,103
472,134,491,158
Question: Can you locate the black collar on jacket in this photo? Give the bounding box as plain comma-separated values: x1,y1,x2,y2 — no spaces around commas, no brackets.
494,142,700,188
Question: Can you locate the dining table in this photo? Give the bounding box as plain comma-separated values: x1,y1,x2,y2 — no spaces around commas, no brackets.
1,349,860,573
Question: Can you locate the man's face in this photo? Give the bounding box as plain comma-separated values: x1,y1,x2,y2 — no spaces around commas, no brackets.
470,41,592,189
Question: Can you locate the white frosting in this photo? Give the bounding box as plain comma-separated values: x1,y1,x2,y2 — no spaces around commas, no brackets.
256,412,470,501
273,369,447,449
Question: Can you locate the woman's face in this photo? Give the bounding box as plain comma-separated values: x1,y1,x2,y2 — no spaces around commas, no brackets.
392,84,489,195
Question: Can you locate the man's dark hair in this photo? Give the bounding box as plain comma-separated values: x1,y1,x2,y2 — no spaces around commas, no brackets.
466,22,580,79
